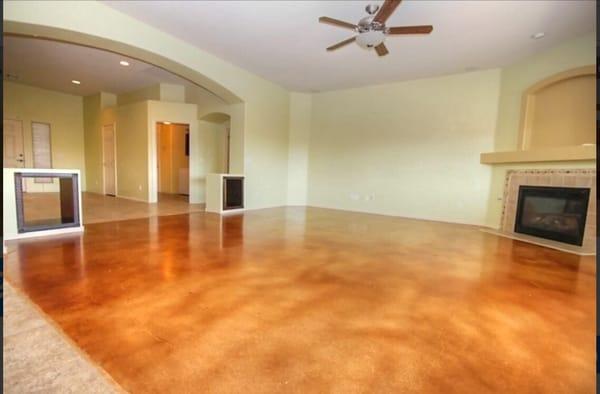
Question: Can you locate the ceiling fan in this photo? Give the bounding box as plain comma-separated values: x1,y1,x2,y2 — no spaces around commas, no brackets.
319,0,433,57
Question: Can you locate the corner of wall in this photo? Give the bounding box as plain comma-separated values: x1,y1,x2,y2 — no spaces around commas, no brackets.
286,92,312,206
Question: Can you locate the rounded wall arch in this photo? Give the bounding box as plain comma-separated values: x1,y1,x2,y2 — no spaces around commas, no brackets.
200,112,231,124
4,21,244,105
4,19,248,204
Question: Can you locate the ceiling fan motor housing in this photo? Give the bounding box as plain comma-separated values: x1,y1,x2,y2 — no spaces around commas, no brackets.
356,16,386,49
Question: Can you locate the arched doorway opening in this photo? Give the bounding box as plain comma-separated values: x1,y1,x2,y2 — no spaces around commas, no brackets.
4,22,246,206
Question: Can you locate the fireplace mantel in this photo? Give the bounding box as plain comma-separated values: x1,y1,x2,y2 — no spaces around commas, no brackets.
480,144,595,164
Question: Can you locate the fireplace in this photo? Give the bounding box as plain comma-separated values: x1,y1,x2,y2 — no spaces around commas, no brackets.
514,186,590,246
223,176,244,210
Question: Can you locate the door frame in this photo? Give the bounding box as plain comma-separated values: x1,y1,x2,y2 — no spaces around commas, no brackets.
151,120,195,203
3,118,25,168
102,123,117,196
156,124,163,194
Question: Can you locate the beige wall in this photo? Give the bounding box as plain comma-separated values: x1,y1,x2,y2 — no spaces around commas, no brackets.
116,101,149,201
195,120,229,202
287,93,311,206
83,94,102,193
160,84,185,103
118,83,187,106
84,92,117,194
117,85,161,106
305,33,595,227
218,120,230,172
4,81,86,190
485,32,596,228
308,69,501,225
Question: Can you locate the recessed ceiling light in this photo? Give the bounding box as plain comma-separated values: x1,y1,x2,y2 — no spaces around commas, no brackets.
71,80,81,85
163,121,171,125
531,32,545,40
119,60,130,66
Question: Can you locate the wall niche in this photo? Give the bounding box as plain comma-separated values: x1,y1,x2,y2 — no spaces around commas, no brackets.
518,65,595,150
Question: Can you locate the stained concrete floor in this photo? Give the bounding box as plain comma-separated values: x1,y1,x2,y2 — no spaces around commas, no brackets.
22,192,205,225
4,207,596,393
3,280,121,393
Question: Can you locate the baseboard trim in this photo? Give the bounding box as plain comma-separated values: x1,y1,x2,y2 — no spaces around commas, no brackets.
301,205,484,228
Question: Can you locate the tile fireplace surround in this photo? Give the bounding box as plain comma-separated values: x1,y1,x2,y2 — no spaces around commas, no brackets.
500,168,596,252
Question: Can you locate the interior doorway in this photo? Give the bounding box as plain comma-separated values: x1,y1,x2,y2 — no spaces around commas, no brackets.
102,123,116,196
3,119,25,168
157,122,190,202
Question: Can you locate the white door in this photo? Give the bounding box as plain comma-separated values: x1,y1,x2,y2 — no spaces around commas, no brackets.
3,119,25,168
102,124,116,196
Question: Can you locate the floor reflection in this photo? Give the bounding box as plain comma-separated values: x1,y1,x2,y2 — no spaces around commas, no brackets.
3,207,596,393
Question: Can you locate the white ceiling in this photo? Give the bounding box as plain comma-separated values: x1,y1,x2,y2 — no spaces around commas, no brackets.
3,35,223,102
103,0,596,92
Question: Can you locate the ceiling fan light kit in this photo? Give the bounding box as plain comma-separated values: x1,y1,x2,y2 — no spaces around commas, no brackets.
320,0,433,57
356,30,385,49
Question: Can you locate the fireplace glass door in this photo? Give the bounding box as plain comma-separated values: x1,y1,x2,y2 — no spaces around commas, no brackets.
514,186,590,246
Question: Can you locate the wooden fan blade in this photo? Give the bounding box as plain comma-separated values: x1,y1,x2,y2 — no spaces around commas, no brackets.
375,43,389,57
373,0,402,24
326,37,356,51
387,25,433,35
319,16,357,30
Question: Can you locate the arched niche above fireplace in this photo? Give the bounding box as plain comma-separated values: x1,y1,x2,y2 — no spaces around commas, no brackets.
518,65,595,150
481,65,596,164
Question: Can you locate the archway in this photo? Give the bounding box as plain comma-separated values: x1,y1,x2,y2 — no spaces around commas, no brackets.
3,22,243,105
4,21,246,205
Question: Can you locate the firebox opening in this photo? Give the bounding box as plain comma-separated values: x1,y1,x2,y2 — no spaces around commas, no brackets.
514,186,590,246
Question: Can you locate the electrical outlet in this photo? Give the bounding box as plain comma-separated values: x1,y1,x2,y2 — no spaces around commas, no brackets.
365,194,375,201
138,185,142,191
350,193,360,201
